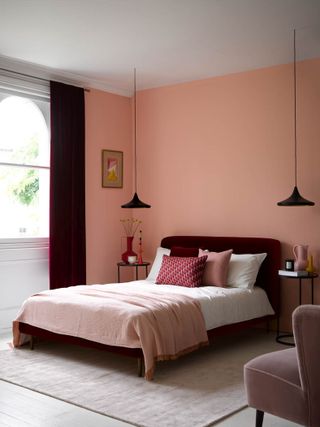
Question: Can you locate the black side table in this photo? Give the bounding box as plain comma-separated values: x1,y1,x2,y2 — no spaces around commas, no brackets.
117,262,150,282
276,272,318,346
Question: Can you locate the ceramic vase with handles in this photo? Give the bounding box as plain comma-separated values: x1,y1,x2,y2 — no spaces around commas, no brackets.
293,244,308,271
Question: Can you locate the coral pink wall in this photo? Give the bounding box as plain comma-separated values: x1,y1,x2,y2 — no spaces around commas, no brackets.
84,60,319,330
137,59,320,331
85,89,134,284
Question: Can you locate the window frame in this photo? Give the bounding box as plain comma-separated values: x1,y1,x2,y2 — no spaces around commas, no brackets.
0,73,50,243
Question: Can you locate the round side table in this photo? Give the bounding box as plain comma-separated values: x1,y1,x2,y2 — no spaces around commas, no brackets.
276,272,318,346
117,262,150,282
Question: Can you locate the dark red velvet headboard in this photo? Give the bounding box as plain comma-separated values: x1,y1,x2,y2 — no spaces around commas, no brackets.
161,236,281,315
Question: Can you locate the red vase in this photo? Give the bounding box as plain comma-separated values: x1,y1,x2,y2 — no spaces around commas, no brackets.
122,236,137,263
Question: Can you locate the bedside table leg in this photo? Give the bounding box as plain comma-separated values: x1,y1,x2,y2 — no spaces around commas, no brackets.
299,278,302,305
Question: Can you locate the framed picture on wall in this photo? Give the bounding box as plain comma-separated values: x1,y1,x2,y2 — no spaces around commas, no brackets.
102,149,123,188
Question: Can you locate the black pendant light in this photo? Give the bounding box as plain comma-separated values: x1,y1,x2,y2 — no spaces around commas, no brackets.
122,68,151,208
277,29,314,206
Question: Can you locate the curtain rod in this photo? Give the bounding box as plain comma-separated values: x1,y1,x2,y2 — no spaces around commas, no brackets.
0,67,90,92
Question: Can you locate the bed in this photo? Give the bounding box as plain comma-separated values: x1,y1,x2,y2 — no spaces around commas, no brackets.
13,235,281,380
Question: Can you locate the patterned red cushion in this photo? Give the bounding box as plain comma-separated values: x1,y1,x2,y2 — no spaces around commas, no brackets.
155,255,208,287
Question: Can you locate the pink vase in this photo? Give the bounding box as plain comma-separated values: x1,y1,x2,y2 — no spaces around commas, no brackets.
293,245,308,271
122,236,137,263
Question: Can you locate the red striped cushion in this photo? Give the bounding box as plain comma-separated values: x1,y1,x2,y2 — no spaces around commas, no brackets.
155,255,208,287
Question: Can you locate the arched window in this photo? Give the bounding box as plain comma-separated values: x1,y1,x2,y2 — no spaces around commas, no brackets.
0,94,50,238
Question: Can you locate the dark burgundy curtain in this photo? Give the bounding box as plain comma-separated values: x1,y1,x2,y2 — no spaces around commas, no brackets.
49,81,86,289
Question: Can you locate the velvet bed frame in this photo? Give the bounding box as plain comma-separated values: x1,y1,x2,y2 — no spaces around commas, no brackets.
18,235,281,376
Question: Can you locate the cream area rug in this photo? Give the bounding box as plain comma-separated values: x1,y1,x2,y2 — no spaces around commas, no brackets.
0,330,282,427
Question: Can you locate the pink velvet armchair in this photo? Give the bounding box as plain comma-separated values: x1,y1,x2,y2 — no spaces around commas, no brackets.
244,305,320,427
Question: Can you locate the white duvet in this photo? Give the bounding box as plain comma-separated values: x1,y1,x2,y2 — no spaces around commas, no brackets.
115,280,275,331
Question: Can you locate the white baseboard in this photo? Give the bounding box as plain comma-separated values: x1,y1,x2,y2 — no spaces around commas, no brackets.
0,306,19,331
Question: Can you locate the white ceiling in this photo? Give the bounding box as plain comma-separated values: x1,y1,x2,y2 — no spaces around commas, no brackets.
0,0,320,96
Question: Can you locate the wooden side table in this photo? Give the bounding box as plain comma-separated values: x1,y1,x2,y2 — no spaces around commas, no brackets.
276,272,318,346
117,262,150,283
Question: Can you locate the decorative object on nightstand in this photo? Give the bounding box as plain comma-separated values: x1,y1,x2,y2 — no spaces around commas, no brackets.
284,259,295,271
277,29,315,207
278,269,309,277
138,229,143,264
293,244,308,271
122,236,137,263
128,255,137,264
306,255,314,273
120,218,141,263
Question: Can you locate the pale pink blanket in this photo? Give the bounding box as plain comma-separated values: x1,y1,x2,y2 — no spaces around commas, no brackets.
13,284,208,379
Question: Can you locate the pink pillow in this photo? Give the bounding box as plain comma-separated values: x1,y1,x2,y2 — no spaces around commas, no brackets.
156,255,208,288
199,249,233,287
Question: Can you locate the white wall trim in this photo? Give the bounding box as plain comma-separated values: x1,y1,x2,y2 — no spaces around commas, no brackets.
0,54,131,97
0,237,48,247
0,238,49,262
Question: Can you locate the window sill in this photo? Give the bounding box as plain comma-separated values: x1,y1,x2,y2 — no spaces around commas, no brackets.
0,238,49,262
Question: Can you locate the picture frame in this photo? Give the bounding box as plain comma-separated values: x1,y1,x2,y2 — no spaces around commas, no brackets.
102,149,123,188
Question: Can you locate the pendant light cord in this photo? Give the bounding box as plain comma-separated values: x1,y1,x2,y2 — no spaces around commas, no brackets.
121,68,151,208
293,29,298,187
276,28,315,206
134,68,138,192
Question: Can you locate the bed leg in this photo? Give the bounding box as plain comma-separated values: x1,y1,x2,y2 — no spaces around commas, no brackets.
137,357,144,377
29,336,34,350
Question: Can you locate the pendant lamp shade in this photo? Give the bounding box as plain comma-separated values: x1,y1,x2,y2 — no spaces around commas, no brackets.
121,68,151,209
278,186,314,206
277,29,314,207
121,192,151,209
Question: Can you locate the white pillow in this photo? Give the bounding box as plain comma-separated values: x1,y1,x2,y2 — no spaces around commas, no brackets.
227,253,267,289
147,247,170,282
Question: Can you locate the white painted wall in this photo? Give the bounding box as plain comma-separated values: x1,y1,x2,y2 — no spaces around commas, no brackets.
0,238,49,332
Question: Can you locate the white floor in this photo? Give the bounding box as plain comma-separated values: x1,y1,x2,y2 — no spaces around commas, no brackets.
0,331,300,427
